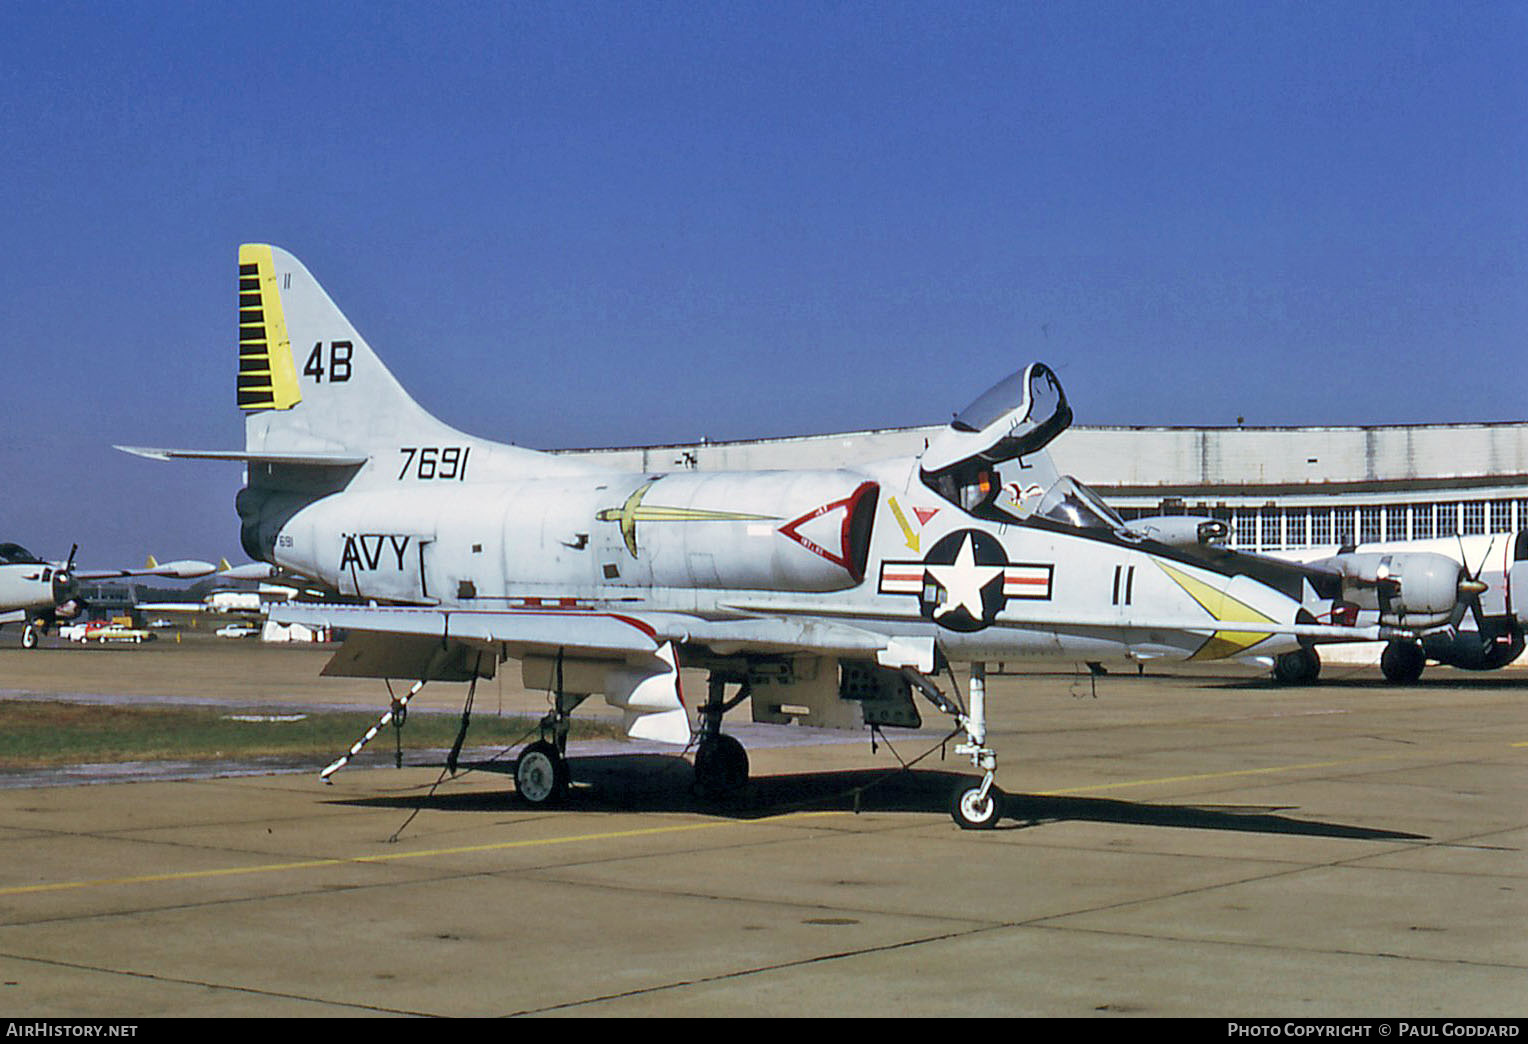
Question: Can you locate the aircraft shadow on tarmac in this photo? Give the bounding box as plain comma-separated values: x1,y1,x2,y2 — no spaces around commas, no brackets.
330,752,1426,841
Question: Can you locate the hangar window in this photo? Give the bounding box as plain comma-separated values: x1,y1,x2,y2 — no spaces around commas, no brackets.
1310,508,1331,546
1260,507,1282,549
1360,507,1382,545
1437,502,1460,537
1491,500,1513,533
1334,508,1355,547
1234,509,1256,548
1463,501,1486,536
1412,504,1434,540
1285,508,1307,547
1385,505,1408,542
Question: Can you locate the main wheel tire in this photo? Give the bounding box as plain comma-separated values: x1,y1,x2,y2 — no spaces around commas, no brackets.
21,626,38,650
1272,647,1321,685
514,741,569,806
1380,640,1426,685
693,733,749,795
951,783,1003,830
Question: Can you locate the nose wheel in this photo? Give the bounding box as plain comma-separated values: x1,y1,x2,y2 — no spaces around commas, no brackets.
952,780,1003,830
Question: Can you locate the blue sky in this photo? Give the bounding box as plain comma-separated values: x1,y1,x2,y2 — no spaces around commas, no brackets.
2,2,1525,568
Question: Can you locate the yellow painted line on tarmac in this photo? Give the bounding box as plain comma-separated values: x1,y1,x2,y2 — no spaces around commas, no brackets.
1040,740,1525,797
0,813,847,899
1038,755,1401,797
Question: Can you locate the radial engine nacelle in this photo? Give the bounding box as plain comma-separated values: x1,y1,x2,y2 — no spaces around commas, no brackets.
1325,550,1474,628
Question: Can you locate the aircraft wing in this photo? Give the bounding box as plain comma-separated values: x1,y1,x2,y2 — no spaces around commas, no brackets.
271,603,895,746
271,603,891,660
74,558,218,581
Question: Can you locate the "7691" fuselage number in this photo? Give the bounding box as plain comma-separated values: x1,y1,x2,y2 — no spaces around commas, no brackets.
397,446,471,481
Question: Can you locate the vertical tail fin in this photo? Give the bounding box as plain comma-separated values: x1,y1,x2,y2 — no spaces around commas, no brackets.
237,244,464,455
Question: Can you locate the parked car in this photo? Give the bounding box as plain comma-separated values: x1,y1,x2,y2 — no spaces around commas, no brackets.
94,625,156,644
215,623,260,639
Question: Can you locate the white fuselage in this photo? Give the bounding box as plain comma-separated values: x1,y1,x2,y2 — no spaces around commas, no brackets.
0,565,59,616
270,455,1313,667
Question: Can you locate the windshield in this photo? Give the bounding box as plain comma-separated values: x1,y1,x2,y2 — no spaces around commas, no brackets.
0,543,41,566
1033,476,1125,531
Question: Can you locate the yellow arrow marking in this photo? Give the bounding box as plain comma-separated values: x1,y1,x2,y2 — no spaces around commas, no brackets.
888,496,921,552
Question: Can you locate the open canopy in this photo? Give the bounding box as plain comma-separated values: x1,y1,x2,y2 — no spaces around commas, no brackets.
918,363,1127,534
924,362,1073,475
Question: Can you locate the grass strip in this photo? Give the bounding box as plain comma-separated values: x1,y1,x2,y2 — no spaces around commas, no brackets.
0,701,626,769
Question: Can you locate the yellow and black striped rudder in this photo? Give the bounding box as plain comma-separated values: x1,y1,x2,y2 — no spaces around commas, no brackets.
236,243,301,411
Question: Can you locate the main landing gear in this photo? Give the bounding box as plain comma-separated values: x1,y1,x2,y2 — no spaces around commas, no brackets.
1379,640,1426,684
692,677,750,797
514,691,584,807
1272,646,1321,685
514,739,570,805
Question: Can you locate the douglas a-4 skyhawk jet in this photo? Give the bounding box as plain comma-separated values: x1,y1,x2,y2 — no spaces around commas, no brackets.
124,245,1460,828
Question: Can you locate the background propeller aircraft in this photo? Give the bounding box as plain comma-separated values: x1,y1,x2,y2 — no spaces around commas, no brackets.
125,245,1426,828
1120,517,1528,684
0,543,216,648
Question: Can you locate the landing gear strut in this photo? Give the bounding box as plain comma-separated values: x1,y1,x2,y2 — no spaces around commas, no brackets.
693,677,750,796
903,661,1004,829
949,662,1003,830
515,688,583,807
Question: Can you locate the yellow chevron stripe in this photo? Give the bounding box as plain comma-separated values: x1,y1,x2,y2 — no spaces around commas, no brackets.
1155,560,1277,660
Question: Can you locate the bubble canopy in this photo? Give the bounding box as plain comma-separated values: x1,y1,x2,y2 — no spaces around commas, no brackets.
923,363,1073,475
920,363,1122,532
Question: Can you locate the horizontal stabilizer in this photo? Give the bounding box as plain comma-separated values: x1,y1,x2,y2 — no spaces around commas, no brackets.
116,446,369,467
